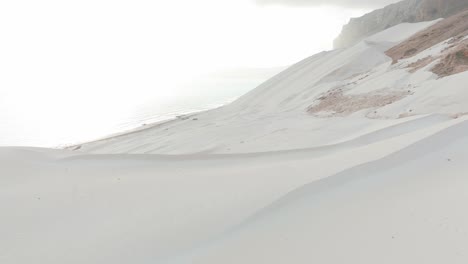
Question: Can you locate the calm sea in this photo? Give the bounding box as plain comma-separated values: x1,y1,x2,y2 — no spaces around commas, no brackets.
0,67,282,148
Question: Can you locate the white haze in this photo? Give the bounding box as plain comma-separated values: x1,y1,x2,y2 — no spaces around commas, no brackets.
0,0,368,147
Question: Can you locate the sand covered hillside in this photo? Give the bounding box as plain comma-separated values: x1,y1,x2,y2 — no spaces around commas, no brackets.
2,7,468,264
78,13,468,155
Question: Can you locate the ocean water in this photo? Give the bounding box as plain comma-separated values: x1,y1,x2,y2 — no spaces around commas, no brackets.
0,68,282,148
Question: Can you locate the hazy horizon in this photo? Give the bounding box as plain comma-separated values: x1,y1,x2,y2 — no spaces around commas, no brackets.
0,0,379,147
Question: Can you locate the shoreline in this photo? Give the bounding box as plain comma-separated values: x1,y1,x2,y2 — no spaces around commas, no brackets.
64,113,199,151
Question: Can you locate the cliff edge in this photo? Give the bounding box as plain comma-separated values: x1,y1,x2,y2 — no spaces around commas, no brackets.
334,0,468,49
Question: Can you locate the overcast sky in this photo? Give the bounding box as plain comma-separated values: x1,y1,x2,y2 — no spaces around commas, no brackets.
0,0,395,146
255,0,402,8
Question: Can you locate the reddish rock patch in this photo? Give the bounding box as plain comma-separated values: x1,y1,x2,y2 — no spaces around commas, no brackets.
408,56,435,72
307,88,407,117
432,42,468,77
385,8,468,78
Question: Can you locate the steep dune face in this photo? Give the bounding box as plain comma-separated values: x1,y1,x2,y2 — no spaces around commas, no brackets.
334,0,468,49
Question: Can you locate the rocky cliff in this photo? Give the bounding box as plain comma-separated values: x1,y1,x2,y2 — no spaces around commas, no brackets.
334,0,468,49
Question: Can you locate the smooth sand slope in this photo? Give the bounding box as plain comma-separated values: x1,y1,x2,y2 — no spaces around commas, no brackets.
170,118,468,264
1,115,468,264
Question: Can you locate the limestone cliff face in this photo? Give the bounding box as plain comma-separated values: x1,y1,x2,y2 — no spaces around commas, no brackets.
334,0,468,49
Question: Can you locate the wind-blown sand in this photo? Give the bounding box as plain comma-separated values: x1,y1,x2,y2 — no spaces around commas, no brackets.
2,115,468,264
3,15,468,264
171,118,468,264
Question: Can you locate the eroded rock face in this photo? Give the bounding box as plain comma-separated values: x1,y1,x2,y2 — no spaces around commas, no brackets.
334,0,468,49
386,10,468,63
386,10,468,78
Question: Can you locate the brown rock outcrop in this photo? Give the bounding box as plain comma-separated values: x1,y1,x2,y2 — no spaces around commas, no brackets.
432,42,468,77
385,10,468,78
386,10,468,63
307,87,407,117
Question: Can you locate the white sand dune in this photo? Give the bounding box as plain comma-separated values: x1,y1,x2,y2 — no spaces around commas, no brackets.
3,16,468,264
2,115,467,263
169,118,468,264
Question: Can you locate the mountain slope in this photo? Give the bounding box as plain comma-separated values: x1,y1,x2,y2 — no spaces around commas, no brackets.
334,0,468,49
